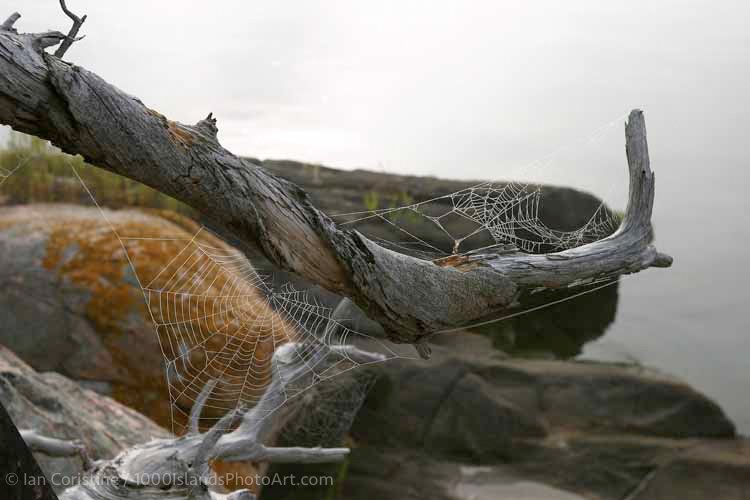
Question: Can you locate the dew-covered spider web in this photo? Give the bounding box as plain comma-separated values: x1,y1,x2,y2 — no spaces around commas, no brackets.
0,112,630,437
0,144,411,437
0,152,36,187
101,219,408,435
137,228,406,434
334,180,622,258
330,115,628,260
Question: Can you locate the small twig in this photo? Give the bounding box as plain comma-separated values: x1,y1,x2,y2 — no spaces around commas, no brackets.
193,406,243,479
188,379,218,434
1,12,20,31
54,0,86,58
20,429,88,462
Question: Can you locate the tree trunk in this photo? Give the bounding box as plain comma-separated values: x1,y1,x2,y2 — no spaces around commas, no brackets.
0,10,672,346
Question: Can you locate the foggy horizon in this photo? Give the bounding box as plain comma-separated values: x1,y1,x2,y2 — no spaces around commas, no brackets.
9,1,747,206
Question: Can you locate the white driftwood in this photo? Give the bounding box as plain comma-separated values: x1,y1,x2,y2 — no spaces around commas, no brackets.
40,342,384,500
0,7,672,348
20,429,87,459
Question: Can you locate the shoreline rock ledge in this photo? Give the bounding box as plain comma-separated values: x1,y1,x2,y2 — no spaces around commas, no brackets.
325,332,748,500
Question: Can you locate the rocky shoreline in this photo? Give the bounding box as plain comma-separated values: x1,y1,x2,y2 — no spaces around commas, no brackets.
2,330,747,499
0,203,746,499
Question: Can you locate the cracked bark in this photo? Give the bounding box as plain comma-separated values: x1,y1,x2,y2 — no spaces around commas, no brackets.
0,11,672,348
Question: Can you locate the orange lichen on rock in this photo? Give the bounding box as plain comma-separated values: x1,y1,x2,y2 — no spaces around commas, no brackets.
43,218,140,337
211,460,264,496
2,205,303,492
0,205,296,432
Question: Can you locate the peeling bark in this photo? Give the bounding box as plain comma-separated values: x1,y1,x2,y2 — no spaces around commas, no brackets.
0,10,672,346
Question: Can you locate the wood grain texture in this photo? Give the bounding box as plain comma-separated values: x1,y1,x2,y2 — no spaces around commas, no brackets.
0,12,672,346
51,343,383,500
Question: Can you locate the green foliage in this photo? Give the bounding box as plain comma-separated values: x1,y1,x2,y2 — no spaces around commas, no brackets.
612,209,625,225
386,191,420,225
324,455,350,500
361,190,420,224
0,130,192,214
362,191,380,212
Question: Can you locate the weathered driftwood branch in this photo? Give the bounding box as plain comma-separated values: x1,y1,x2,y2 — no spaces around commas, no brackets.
20,429,87,459
1,12,20,31
188,379,218,435
52,342,383,500
0,10,672,347
54,0,87,58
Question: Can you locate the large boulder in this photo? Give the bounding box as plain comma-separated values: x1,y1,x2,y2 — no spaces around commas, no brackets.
627,440,750,500
342,447,589,500
0,204,295,431
353,333,734,452
265,331,744,500
0,344,170,493
328,333,744,500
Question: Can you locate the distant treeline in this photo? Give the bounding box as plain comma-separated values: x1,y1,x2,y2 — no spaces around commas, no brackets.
0,130,192,214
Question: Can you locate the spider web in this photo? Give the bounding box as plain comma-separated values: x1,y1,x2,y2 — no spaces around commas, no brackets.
0,153,37,187
334,180,622,258
277,369,378,448
0,114,627,438
0,147,408,437
330,114,627,260
117,224,406,435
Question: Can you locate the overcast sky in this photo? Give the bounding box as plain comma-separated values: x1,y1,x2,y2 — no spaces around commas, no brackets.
7,0,748,207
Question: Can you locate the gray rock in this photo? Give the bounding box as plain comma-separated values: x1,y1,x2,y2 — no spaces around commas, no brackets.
0,344,170,493
341,447,588,500
628,440,750,500
0,204,288,430
341,333,742,500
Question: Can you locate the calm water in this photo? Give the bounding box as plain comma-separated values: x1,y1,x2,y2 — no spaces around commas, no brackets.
582,159,750,435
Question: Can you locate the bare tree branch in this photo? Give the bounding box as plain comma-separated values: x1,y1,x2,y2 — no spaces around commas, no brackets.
54,0,87,58
20,429,90,466
30,31,68,51
212,342,382,462
57,342,370,499
1,12,20,31
0,11,672,347
188,379,218,435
